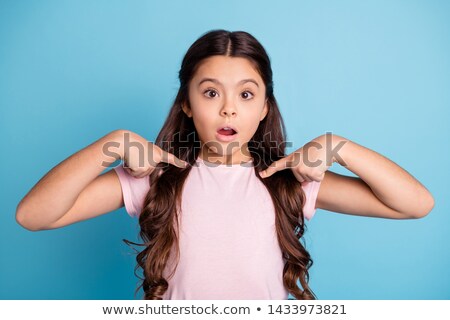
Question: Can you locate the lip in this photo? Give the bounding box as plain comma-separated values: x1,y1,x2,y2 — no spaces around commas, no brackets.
216,131,238,142
216,124,238,134
216,124,239,142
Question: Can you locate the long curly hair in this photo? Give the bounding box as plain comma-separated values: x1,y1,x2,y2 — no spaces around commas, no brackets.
125,29,315,300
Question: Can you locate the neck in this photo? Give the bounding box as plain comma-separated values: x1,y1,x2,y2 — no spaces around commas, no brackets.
199,144,252,165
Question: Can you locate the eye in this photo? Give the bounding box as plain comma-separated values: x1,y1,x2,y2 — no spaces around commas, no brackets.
241,91,254,100
203,89,219,98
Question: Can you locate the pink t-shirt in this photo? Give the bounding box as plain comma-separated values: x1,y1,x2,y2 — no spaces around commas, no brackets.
113,157,321,300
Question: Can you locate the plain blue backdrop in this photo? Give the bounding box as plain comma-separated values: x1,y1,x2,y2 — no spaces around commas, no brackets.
1,0,449,299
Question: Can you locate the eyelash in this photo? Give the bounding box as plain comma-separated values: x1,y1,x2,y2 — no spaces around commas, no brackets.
203,89,254,100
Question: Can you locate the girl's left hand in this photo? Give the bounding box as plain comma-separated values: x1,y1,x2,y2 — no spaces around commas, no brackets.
258,135,332,182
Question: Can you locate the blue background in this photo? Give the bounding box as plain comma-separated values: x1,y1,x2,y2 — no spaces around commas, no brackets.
1,0,449,299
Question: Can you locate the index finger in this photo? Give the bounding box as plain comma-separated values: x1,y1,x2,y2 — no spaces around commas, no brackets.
159,150,188,168
259,156,291,178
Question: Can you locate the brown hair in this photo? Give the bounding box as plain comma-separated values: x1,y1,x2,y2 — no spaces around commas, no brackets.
126,29,315,299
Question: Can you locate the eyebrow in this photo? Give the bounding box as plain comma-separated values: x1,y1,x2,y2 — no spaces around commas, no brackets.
198,78,259,88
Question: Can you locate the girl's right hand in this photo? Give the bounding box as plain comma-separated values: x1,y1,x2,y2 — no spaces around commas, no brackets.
119,130,188,178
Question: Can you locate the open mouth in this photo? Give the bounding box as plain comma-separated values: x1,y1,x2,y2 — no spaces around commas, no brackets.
216,126,238,142
217,128,237,136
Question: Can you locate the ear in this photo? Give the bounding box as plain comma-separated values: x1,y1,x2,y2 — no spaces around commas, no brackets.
181,102,192,118
260,99,269,121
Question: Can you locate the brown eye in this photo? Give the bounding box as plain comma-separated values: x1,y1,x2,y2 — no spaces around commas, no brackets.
204,89,218,98
241,91,254,100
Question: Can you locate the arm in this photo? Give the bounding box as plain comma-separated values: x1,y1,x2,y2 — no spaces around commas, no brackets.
16,129,187,231
315,134,434,219
16,130,126,231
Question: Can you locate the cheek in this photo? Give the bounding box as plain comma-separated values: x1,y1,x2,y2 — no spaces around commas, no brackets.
190,111,214,141
192,111,212,129
187,98,209,130
242,104,266,131
247,120,262,138
237,116,260,142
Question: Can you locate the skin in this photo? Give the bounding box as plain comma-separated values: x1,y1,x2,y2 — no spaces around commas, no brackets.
259,134,435,219
16,55,434,231
182,56,268,165
185,55,435,219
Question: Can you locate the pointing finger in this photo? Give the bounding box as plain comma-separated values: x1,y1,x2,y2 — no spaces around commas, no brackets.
259,157,290,178
292,170,305,183
160,151,188,168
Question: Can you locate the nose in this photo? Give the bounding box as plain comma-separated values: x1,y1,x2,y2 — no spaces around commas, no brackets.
220,99,237,118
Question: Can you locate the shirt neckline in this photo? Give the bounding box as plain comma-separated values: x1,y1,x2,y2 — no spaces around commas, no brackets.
195,156,254,167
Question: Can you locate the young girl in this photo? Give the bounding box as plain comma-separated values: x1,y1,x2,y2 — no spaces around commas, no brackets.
16,29,434,300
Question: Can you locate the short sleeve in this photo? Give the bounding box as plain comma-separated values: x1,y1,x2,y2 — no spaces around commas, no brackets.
301,180,322,221
113,165,151,217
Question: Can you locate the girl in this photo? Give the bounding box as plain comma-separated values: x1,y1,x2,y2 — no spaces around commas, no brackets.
16,29,434,300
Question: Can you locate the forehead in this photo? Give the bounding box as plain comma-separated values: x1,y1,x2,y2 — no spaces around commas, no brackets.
192,56,263,85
